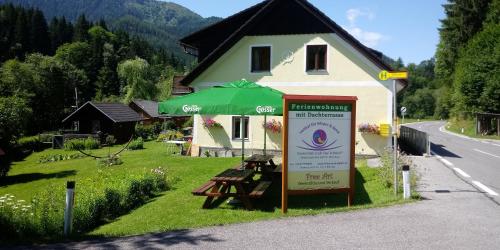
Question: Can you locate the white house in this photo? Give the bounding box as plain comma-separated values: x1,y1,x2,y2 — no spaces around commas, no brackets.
177,0,406,157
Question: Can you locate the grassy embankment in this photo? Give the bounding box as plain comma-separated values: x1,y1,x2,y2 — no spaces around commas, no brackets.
1,141,412,239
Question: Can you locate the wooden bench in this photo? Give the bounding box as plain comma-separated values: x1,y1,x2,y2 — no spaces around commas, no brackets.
192,181,216,196
249,181,272,198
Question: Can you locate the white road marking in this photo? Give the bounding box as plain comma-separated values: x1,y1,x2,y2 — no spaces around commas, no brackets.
473,149,500,159
453,167,471,178
472,181,499,196
441,158,453,167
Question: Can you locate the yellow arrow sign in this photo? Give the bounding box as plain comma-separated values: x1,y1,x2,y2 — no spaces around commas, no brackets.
378,70,408,80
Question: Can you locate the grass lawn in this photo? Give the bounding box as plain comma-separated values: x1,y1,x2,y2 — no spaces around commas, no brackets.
447,119,500,140
1,141,410,239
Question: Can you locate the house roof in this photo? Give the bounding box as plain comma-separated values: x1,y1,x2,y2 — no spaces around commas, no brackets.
179,0,407,88
130,99,168,118
172,76,194,95
62,101,143,123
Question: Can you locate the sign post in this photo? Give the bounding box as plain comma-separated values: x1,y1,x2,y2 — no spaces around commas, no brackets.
378,70,408,195
282,95,357,213
401,106,407,125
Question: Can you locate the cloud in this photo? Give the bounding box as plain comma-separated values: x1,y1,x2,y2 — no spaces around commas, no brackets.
346,8,375,26
343,27,387,48
344,8,386,48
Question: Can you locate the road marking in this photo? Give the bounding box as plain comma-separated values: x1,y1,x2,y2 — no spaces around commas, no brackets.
473,149,500,159
452,167,471,178
440,158,453,167
472,181,499,196
432,151,454,167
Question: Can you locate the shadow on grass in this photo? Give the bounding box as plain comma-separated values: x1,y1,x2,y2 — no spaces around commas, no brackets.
0,170,77,187
286,169,371,209
229,169,371,212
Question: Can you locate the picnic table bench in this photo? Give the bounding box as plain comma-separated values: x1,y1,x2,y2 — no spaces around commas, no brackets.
192,168,273,210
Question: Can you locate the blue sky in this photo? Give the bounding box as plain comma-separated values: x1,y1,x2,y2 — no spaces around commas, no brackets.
165,0,446,64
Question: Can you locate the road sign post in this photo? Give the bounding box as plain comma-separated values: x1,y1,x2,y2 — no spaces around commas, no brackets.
401,106,407,125
379,70,408,195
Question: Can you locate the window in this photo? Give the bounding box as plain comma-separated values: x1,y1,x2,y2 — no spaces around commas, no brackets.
251,46,271,72
232,116,249,140
306,45,327,71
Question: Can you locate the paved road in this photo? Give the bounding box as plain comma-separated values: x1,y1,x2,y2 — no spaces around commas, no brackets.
406,121,500,204
27,156,500,249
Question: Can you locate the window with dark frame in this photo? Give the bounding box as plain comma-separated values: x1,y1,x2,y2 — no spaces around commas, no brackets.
232,116,249,140
306,45,327,71
251,46,271,72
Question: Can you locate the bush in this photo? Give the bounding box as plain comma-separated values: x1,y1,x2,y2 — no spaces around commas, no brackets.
16,136,42,152
38,153,85,163
128,138,144,150
0,169,169,242
105,135,116,146
0,160,11,178
135,124,155,140
96,155,123,167
183,117,193,128
84,137,99,150
378,150,418,191
64,138,85,151
64,137,99,151
162,120,177,131
156,130,183,142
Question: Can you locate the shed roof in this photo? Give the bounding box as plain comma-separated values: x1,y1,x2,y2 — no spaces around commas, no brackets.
179,0,407,88
130,99,168,118
62,101,143,123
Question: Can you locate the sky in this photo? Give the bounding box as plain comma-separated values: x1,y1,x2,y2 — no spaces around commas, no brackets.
165,0,447,65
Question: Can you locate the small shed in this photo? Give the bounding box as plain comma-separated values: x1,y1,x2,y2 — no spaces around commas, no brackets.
62,102,143,143
475,112,500,136
129,99,169,125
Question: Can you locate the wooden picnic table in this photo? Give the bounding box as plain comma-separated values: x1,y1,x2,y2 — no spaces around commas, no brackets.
244,154,276,170
193,168,256,210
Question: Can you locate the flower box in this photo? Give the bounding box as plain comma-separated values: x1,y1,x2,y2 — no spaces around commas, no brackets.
203,118,223,129
358,123,380,135
263,119,282,134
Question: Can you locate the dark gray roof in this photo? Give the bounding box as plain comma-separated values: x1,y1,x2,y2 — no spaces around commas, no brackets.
62,101,143,123
131,99,168,118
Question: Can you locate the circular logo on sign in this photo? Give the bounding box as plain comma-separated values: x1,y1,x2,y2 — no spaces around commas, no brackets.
312,129,327,146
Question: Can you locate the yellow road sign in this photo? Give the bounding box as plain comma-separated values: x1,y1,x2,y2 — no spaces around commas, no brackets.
378,70,408,80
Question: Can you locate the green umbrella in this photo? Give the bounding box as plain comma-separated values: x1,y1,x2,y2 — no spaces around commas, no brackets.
159,79,283,165
159,80,283,116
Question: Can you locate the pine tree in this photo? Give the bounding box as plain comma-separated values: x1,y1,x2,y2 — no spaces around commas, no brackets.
73,14,90,41
13,9,29,57
30,9,50,55
435,0,492,86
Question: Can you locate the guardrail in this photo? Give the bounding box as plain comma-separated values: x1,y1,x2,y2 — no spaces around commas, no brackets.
399,126,430,155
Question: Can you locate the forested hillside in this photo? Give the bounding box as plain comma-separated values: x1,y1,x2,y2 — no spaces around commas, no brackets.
0,4,182,157
0,0,221,59
397,0,499,121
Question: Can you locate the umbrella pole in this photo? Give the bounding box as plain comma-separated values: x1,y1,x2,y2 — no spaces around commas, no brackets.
263,115,267,155
241,115,245,168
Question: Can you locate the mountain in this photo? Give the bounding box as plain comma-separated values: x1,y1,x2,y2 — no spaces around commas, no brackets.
0,0,221,60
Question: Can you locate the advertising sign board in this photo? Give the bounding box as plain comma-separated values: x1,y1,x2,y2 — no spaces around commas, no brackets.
282,95,357,213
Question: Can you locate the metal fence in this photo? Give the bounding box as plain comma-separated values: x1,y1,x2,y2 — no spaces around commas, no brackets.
399,126,430,155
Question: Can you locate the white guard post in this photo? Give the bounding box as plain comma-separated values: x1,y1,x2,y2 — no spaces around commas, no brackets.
402,165,410,199
64,181,75,236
